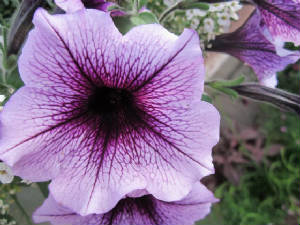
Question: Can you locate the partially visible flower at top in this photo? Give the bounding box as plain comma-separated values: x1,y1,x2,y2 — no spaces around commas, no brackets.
208,10,300,88
55,0,125,16
252,0,300,54
34,183,217,225
0,162,14,184
0,8,220,215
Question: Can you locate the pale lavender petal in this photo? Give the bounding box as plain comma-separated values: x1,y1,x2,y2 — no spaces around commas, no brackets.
209,10,300,84
0,8,219,215
253,0,300,46
34,183,217,225
259,74,278,88
55,0,124,16
55,0,84,12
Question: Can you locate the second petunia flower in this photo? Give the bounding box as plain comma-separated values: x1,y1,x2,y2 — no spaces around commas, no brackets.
34,183,217,225
0,8,220,215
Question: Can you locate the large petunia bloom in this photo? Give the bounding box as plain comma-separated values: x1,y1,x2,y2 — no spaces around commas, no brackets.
208,10,300,88
34,183,217,225
0,9,220,215
252,0,300,51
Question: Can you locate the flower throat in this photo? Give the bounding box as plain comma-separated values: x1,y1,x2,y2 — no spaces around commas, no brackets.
88,86,134,116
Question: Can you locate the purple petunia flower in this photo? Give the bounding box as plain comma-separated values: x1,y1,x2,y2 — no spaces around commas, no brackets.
34,183,217,225
0,8,220,215
252,0,300,52
208,10,300,88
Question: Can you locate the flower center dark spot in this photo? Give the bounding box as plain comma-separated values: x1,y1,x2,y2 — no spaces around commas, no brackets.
83,0,104,9
88,86,134,116
100,195,163,225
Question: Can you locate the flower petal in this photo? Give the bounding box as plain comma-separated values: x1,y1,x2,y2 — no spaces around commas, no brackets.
209,10,300,84
55,0,85,13
34,183,217,225
254,0,300,46
259,74,278,88
19,8,121,89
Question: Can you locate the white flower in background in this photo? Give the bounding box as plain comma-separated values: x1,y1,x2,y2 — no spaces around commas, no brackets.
0,218,16,225
0,162,14,184
209,3,226,12
189,8,208,18
21,179,32,185
190,17,200,29
186,9,194,20
224,8,239,20
0,95,5,102
203,18,215,33
226,0,243,12
225,1,242,20
0,199,9,216
162,0,243,46
217,11,231,27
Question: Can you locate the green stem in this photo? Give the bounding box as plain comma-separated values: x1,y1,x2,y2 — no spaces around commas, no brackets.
135,0,139,13
11,194,33,225
0,69,6,84
159,2,181,22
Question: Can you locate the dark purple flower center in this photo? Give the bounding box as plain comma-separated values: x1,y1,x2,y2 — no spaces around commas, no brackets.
83,0,107,9
88,87,134,115
100,195,163,225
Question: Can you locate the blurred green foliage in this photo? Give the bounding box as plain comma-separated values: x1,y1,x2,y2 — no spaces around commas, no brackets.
0,0,19,25
198,61,300,225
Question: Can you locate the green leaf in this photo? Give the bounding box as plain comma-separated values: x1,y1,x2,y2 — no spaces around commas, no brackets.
3,54,17,70
0,42,4,54
113,16,135,34
179,1,209,10
213,86,239,98
107,4,122,11
37,182,50,198
0,83,9,95
6,66,23,90
210,75,245,88
201,94,212,103
6,0,45,55
130,12,159,25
